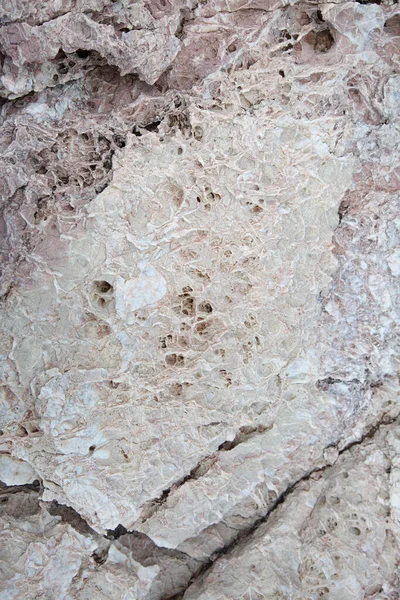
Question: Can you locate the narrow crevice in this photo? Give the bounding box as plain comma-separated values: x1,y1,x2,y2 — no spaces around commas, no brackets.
337,201,348,224
39,495,198,568
316,376,362,389
47,500,99,538
217,424,270,451
0,479,42,495
335,411,398,454
3,414,398,599
169,411,400,600
172,1,201,42
105,523,128,539
317,376,348,386
39,497,202,593
118,529,201,566
139,424,271,524
316,375,385,392
0,479,43,519
6,488,102,541
143,119,162,133
138,459,214,524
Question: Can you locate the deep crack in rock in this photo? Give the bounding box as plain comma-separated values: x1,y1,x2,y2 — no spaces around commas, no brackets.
169,411,400,599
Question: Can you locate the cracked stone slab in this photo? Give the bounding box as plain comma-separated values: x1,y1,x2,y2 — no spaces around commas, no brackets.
182,418,400,599
2,70,356,536
0,499,158,600
0,0,399,598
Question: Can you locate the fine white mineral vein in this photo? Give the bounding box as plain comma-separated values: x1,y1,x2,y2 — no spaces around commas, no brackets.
0,1,399,599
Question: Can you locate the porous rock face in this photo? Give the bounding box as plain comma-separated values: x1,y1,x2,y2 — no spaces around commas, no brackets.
0,1,399,599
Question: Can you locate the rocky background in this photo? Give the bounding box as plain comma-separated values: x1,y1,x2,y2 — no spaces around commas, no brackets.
0,1,399,599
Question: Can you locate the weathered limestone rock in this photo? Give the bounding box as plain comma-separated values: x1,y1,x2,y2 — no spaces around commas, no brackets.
0,496,159,600
184,421,400,599
0,0,399,598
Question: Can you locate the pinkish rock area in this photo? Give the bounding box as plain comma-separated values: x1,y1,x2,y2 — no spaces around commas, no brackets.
0,1,399,598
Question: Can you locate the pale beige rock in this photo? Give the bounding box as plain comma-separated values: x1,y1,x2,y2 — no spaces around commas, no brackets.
0,0,399,598
0,455,38,485
184,422,400,600
2,70,356,536
0,503,158,600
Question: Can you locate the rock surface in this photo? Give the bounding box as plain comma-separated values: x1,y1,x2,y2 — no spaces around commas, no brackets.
0,1,399,598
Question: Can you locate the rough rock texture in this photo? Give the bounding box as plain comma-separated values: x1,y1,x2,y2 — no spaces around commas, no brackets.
0,1,399,599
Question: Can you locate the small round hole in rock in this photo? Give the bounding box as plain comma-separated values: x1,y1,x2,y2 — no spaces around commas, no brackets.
92,550,107,565
55,49,67,60
314,30,335,53
196,322,208,334
94,281,112,294
28,424,40,434
193,126,203,141
17,425,28,437
198,301,213,313
166,354,177,366
113,134,126,148
384,15,400,36
89,445,96,454
76,49,91,59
